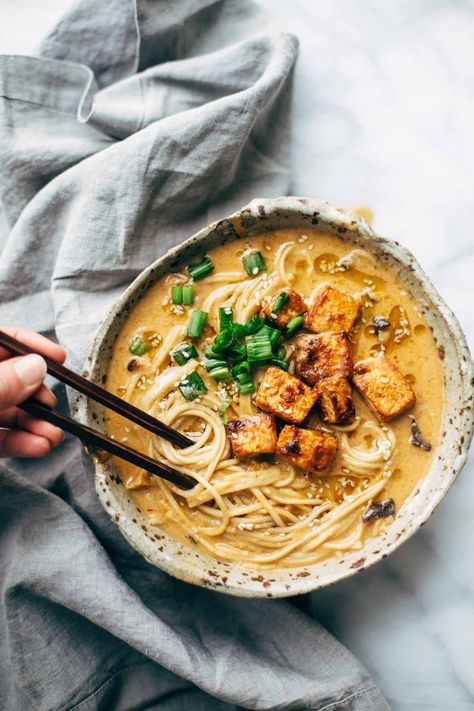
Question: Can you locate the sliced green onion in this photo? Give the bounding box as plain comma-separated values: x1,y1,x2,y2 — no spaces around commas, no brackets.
272,292,289,314
235,372,252,384
270,358,289,371
258,324,281,350
203,357,227,370
285,315,304,338
171,341,198,366
171,286,183,305
231,323,245,340
228,343,247,362
242,251,267,277
177,371,207,400
181,285,195,305
232,360,251,378
129,336,149,356
204,345,218,358
238,380,256,394
218,306,233,331
187,309,208,338
244,315,265,335
219,401,230,425
208,366,232,380
276,344,286,360
188,256,214,281
268,327,281,350
212,328,233,353
246,332,273,363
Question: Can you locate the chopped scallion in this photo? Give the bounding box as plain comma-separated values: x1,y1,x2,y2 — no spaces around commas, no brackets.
129,336,149,356
235,372,252,384
228,343,247,362
218,306,233,331
208,366,232,380
285,315,304,337
243,314,264,335
187,310,208,338
212,328,233,353
242,251,267,277
246,332,273,363
171,341,198,366
177,371,207,400
258,324,281,350
203,357,227,370
188,256,214,281
231,323,245,340
238,380,255,394
232,360,251,379
270,358,289,371
276,344,286,360
272,292,289,313
219,401,230,425
181,285,195,305
171,286,183,305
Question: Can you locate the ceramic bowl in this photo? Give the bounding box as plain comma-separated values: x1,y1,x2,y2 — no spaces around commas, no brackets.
75,197,473,597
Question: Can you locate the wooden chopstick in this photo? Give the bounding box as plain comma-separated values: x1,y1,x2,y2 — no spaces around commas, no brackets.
0,330,193,448
19,398,196,490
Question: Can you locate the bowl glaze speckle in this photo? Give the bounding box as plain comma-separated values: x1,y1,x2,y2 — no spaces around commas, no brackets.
75,197,474,597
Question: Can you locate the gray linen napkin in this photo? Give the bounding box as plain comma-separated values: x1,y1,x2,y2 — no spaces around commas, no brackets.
0,1,390,709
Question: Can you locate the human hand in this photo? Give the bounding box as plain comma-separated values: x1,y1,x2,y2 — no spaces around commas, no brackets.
0,327,66,457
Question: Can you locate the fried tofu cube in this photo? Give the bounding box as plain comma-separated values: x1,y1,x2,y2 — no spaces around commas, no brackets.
316,375,355,425
227,413,277,458
276,425,338,473
255,366,319,424
294,332,353,385
260,288,307,328
305,285,361,334
352,356,415,420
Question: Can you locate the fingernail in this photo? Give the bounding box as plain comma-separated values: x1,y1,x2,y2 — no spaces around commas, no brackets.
14,354,47,386
53,429,65,447
42,390,57,408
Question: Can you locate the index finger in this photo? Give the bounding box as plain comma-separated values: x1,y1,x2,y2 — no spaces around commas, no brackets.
0,327,66,365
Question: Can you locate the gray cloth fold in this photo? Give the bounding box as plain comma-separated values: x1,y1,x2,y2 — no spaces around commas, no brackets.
0,1,390,709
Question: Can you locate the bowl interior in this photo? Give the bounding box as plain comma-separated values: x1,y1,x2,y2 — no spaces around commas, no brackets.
74,197,473,597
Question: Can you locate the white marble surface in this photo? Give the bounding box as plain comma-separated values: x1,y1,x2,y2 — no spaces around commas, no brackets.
1,1,473,709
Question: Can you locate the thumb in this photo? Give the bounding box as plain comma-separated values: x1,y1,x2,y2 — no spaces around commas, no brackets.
0,354,47,408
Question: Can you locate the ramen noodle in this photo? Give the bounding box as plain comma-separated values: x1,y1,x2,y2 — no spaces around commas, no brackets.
105,228,443,569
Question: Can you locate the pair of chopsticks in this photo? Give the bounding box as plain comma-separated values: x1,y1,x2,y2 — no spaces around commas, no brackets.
0,330,196,490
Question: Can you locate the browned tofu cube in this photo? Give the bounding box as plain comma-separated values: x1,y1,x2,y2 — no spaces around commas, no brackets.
316,375,355,425
255,366,319,424
260,289,307,328
294,332,352,385
305,285,361,334
352,356,415,420
276,425,338,473
227,414,277,458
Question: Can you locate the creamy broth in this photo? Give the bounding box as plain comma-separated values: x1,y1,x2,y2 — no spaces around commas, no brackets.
105,228,443,569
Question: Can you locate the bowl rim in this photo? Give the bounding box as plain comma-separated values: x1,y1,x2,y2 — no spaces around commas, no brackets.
76,196,474,597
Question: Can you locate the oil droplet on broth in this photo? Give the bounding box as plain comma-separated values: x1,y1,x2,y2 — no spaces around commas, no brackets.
295,258,309,272
382,305,411,353
314,252,386,294
369,343,385,357
353,205,374,224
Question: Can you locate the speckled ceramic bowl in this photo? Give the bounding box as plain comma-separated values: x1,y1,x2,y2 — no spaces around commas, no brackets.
75,197,473,597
